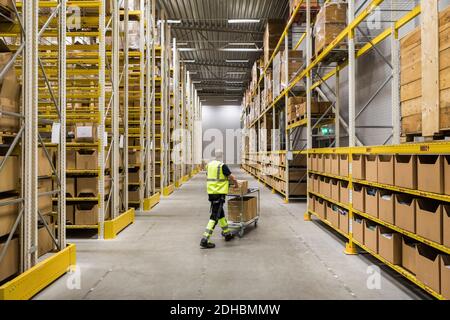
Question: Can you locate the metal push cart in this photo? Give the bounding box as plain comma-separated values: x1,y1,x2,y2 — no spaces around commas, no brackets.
226,187,260,237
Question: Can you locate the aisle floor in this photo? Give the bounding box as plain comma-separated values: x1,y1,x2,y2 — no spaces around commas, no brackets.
35,168,429,300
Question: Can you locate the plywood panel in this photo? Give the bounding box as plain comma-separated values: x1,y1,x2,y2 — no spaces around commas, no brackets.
421,0,440,136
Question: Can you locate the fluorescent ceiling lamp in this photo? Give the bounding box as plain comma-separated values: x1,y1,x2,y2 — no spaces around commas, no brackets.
220,48,262,52
192,81,202,84
167,20,182,24
225,59,249,63
228,19,260,24
228,42,256,46
182,60,195,63
179,48,196,52
225,81,243,84
177,42,188,46
189,71,198,75
226,71,247,75
226,88,243,91
224,99,239,102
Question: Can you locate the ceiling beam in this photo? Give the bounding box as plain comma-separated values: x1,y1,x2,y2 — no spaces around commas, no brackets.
172,24,264,35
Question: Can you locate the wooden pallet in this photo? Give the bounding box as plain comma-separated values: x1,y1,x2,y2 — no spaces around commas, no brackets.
401,130,450,143
313,44,348,66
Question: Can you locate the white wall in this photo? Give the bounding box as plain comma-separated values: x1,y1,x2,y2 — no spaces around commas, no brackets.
202,105,242,165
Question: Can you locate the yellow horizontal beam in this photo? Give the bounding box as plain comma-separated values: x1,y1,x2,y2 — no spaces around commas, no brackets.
308,209,349,239
104,208,135,239
352,239,445,300
0,244,76,300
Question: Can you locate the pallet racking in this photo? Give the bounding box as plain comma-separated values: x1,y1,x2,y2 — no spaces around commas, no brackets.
241,0,449,299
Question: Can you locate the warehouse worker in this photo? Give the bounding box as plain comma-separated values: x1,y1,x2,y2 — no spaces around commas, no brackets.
201,149,239,249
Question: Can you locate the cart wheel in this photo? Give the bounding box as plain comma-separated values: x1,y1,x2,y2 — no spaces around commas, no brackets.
238,229,244,238
254,221,258,228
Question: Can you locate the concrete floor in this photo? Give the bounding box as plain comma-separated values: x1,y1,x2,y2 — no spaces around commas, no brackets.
35,168,430,300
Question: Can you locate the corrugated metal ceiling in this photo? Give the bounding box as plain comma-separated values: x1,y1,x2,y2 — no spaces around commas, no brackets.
157,0,289,102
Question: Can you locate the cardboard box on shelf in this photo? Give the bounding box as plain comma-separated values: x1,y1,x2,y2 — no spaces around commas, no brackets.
289,0,319,15
314,2,348,55
317,154,325,172
38,223,55,257
395,195,416,233
308,193,315,212
75,203,98,225
76,176,111,198
378,155,394,185
339,154,349,177
129,170,140,184
66,178,76,197
313,174,319,193
402,238,418,274
394,155,417,189
0,155,19,193
331,179,339,202
352,184,365,212
227,196,257,222
0,196,19,237
378,226,402,265
0,237,19,283
352,154,365,180
38,178,53,215
365,155,378,183
76,149,98,171
338,208,349,234
378,190,395,225
66,205,75,225
67,149,76,170
327,203,339,229
352,216,364,244
319,176,330,198
416,199,443,244
339,180,349,205
128,150,141,165
315,197,326,219
0,50,21,133
323,154,331,174
445,155,450,195
441,255,450,299
417,155,444,194
228,180,249,196
38,147,53,177
444,205,450,248
264,20,285,67
75,123,97,143
364,220,379,253
415,244,441,294
331,154,339,176
311,154,318,171
365,187,379,218
129,190,140,202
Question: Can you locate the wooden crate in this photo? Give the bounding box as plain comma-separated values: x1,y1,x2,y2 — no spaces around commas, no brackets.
400,5,450,137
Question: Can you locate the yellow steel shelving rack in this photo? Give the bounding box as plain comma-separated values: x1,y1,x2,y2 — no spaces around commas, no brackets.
307,143,450,300
0,0,76,300
241,0,449,300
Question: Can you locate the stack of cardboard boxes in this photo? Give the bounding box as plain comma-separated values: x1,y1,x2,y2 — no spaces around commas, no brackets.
128,148,141,206
264,20,285,68
313,2,347,56
310,151,450,298
228,180,258,222
287,97,332,124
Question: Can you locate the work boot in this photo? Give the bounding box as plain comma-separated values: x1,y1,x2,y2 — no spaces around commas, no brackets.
200,238,215,249
222,231,235,242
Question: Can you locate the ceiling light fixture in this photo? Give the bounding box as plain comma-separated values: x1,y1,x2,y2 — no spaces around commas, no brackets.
228,19,260,24
226,88,243,91
167,20,182,24
182,60,195,63
224,99,239,102
226,71,247,75
227,42,256,46
225,81,244,84
192,81,202,84
179,48,196,52
220,48,262,52
225,59,249,63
